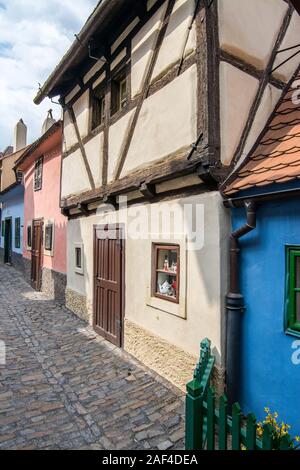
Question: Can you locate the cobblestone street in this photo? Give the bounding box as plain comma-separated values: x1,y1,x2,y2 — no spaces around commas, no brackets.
0,266,185,450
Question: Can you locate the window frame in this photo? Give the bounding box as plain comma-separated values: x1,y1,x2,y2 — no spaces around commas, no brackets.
286,246,300,334
27,223,32,250
74,242,84,275
90,83,106,131
151,243,180,304
14,217,21,249
111,69,128,116
34,157,43,192
44,222,54,253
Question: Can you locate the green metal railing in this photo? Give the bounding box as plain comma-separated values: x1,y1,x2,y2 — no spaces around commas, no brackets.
185,339,293,450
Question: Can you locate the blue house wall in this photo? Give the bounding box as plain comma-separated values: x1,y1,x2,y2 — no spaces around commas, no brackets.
232,193,300,434
0,185,24,256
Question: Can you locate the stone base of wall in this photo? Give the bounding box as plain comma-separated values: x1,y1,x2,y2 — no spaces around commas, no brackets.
65,288,91,323
124,319,198,392
124,319,225,393
42,268,67,305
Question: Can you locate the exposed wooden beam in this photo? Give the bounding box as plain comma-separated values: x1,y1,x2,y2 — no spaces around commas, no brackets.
139,182,156,199
114,0,176,181
67,107,96,190
61,146,209,209
290,0,300,15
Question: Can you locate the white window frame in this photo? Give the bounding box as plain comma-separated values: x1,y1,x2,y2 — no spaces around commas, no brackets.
74,242,84,275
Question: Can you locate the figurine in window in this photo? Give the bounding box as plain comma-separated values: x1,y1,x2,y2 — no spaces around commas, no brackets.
159,280,172,295
163,256,169,271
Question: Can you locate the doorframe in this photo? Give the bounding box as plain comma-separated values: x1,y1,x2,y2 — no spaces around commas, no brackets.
4,217,12,265
93,223,125,348
31,218,44,291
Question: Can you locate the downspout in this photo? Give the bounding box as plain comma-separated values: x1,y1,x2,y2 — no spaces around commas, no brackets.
225,199,257,406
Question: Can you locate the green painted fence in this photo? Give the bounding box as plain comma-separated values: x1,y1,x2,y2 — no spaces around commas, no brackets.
185,338,293,450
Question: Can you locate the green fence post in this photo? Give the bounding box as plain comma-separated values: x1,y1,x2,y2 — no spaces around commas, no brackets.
279,434,292,450
207,387,216,450
185,379,203,450
219,394,228,450
232,403,242,450
262,423,273,450
246,413,257,450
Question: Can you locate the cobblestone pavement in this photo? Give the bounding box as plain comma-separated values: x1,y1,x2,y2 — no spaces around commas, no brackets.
0,266,185,450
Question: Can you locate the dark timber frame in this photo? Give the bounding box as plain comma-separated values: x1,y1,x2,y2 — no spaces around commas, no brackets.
55,0,298,215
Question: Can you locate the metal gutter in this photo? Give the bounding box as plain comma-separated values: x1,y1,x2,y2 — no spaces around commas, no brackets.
225,201,257,407
223,186,300,208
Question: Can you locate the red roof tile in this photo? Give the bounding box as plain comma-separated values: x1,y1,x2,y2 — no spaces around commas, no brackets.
222,69,300,195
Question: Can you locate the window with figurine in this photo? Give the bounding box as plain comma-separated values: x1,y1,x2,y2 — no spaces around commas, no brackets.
152,244,180,304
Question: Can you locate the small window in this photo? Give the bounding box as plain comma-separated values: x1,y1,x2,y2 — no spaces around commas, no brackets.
111,71,127,115
27,225,32,249
15,218,21,249
287,248,300,334
45,223,53,252
75,243,84,275
91,85,106,130
152,244,180,304
34,157,43,191
16,171,23,183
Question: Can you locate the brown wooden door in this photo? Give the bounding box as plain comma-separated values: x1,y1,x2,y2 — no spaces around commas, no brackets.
31,220,43,291
93,226,124,347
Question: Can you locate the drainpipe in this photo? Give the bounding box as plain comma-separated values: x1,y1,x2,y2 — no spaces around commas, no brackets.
225,200,257,407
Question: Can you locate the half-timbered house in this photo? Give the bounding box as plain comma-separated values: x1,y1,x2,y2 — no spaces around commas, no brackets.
34,0,300,390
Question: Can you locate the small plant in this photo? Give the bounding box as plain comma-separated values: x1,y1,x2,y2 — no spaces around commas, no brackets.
257,408,300,450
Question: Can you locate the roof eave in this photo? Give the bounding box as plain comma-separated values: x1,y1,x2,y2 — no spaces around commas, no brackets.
33,0,121,105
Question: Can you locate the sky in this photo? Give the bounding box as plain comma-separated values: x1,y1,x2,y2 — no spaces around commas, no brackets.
0,0,99,150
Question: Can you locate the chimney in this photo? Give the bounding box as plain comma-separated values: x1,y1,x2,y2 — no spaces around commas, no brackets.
14,119,27,152
42,109,56,135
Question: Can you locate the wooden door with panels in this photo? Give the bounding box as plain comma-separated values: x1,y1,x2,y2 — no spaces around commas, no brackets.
93,225,124,347
31,219,43,291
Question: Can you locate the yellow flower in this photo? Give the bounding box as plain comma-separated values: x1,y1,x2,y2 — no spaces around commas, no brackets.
295,436,300,442
264,407,270,413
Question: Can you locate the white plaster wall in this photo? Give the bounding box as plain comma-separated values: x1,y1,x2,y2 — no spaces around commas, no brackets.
63,111,77,152
66,192,230,362
121,64,197,176
73,90,90,140
218,0,288,70
108,109,135,182
240,84,282,164
85,132,104,188
153,0,196,81
272,11,300,83
131,3,167,97
61,149,91,198
220,62,259,166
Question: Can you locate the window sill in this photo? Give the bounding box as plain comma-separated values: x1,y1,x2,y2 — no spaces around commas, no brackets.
285,328,300,339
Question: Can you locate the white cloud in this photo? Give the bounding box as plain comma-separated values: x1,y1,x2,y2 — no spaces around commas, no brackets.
0,0,99,149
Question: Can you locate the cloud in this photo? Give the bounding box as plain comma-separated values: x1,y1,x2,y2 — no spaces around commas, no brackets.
0,0,99,149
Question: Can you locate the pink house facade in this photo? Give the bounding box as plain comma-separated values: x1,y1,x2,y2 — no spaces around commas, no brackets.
15,120,67,304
